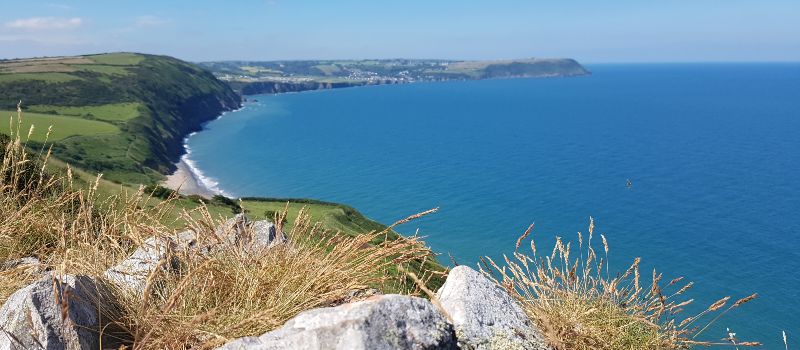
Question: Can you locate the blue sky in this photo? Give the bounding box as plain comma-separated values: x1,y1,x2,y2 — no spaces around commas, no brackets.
1,0,798,62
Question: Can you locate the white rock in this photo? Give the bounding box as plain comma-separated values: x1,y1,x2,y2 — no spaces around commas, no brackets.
104,214,286,295
215,214,286,253
103,235,177,294
248,220,287,251
0,274,106,350
217,294,457,350
1,257,44,275
436,266,550,350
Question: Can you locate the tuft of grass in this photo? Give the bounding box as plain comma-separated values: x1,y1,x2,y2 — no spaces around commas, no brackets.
111,205,438,349
482,218,760,350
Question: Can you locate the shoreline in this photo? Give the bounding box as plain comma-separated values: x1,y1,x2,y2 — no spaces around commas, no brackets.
162,105,247,198
162,157,219,198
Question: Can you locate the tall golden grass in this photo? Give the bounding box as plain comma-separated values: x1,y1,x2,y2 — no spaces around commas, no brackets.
0,108,441,349
481,217,760,350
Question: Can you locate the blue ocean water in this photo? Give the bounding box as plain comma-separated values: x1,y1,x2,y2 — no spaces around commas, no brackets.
186,64,800,346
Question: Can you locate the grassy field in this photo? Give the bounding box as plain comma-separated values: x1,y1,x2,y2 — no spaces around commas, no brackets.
240,198,395,238
73,64,133,75
87,52,145,65
28,102,142,122
1,110,119,141
0,72,81,83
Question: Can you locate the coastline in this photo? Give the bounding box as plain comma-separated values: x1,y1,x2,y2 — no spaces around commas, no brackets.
159,70,592,199
161,106,246,198
162,156,219,198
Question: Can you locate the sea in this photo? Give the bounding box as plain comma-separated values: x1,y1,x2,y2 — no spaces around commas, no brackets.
185,64,800,347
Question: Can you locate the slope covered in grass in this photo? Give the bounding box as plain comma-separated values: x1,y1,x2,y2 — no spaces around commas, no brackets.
27,102,142,122
0,52,240,184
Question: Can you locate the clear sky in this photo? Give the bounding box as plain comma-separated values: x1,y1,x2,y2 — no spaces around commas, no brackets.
1,0,798,62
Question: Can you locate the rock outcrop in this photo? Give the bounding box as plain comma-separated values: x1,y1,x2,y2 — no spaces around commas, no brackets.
217,294,457,350
0,257,42,271
0,274,107,350
437,266,550,350
104,235,179,294
105,215,286,294
215,214,287,254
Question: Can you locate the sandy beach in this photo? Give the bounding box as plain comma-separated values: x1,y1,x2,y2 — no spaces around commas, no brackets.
162,158,218,198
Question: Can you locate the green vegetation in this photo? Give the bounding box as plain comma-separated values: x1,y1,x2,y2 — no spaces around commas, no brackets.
87,52,146,65
73,64,133,75
28,102,142,122
1,110,119,141
0,72,81,83
240,197,391,237
0,52,240,184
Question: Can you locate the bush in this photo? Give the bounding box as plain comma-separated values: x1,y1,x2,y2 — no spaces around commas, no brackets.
211,194,242,213
143,184,178,199
264,210,287,225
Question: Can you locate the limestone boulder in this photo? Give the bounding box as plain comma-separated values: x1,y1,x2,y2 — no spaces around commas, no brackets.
0,274,107,350
103,235,177,294
217,294,457,350
436,266,550,350
104,215,285,295
215,214,287,253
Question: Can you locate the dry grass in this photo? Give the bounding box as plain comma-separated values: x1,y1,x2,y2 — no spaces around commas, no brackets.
481,217,760,350
108,206,437,349
1,108,442,349
0,162,172,279
1,104,173,300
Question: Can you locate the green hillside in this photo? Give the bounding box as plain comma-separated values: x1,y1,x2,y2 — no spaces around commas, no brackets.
0,53,240,184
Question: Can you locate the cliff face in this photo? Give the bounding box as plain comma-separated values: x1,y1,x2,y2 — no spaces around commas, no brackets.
119,55,242,174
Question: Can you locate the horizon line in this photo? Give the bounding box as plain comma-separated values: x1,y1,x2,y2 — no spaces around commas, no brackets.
1,51,798,65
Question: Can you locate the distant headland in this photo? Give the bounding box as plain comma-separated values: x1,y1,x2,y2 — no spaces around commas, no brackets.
199,58,590,95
